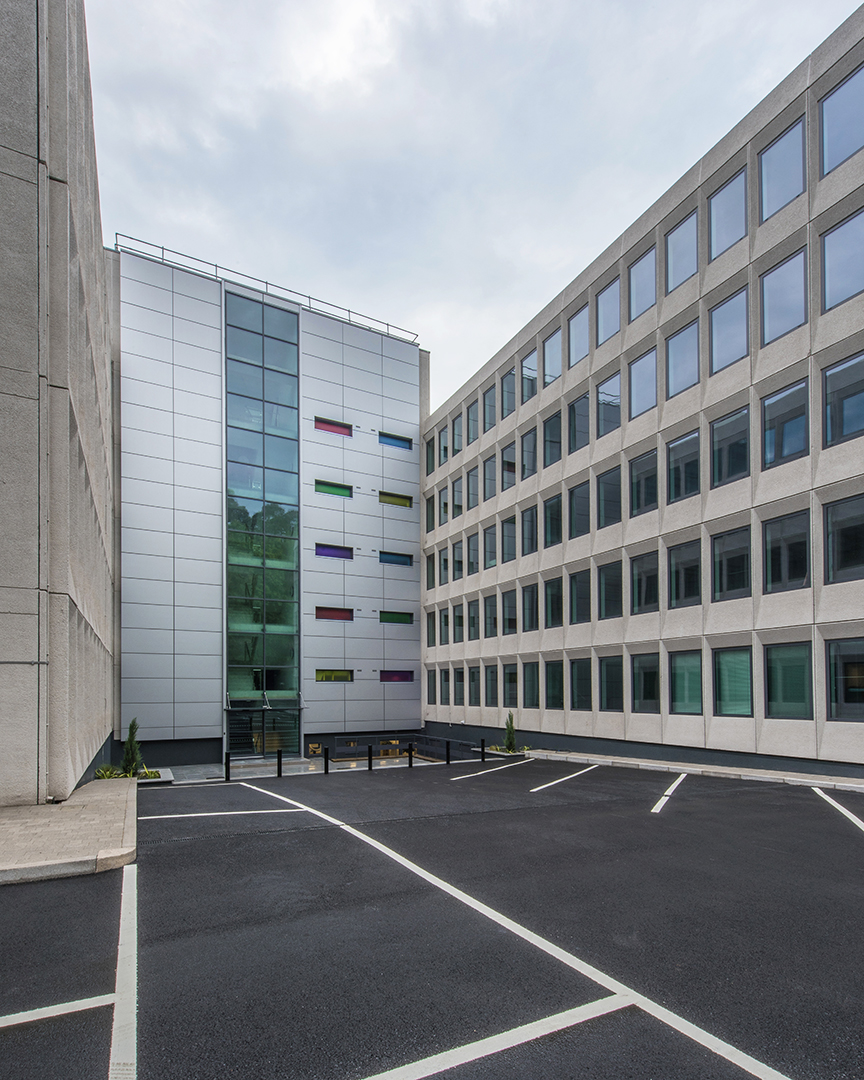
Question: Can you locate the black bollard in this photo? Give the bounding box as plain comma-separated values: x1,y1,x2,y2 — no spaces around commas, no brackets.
481,738,486,763
368,744,373,771
277,749,283,778
445,739,451,765
324,746,329,774
224,751,231,782
408,743,413,768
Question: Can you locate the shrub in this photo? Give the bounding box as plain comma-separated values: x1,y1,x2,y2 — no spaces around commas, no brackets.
121,718,143,777
95,764,121,779
504,711,516,753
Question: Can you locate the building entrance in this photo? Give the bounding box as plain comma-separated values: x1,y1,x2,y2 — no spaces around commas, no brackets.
227,708,300,757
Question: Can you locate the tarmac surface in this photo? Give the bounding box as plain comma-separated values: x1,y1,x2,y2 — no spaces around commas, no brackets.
2,758,864,1079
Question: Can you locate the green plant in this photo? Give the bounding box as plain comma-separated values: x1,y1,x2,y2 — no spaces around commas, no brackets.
121,718,143,777
504,711,516,753
139,765,161,780
95,764,121,779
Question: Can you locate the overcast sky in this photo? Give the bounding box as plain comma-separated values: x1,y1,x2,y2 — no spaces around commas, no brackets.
85,0,861,409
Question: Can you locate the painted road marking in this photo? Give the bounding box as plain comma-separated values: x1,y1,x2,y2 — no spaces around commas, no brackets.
241,781,792,1080
108,863,137,1080
355,996,633,1080
139,809,305,820
449,759,534,781
0,995,115,1029
651,772,687,814
812,787,864,835
530,764,599,792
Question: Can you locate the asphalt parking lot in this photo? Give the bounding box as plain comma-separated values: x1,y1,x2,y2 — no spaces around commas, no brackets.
2,758,863,1079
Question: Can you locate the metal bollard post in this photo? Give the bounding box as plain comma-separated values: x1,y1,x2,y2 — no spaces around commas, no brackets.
277,749,283,778
481,738,486,763
224,751,231,782
408,743,413,768
368,744,373,771
324,746,330,774
445,739,451,765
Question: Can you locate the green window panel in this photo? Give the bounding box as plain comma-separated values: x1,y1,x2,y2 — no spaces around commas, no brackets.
227,427,263,467
227,358,262,397
669,652,702,714
265,602,298,633
380,611,414,624
265,634,299,666
227,326,263,365
379,491,413,508
713,648,752,716
264,337,298,374
263,403,298,438
264,503,298,537
263,305,298,344
227,597,264,632
227,462,263,500
264,369,298,408
264,568,299,601
227,530,264,565
266,667,299,697
227,497,264,534
265,469,298,504
227,394,264,432
315,480,353,498
226,293,263,332
264,536,298,569
227,565,264,599
228,633,263,665
227,667,264,699
316,670,354,682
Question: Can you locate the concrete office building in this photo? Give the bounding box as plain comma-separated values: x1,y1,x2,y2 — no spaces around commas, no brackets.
421,9,864,768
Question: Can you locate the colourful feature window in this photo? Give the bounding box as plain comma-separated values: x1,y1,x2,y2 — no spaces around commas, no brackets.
379,432,413,451
316,669,354,682
316,607,354,621
380,611,413,624
315,417,353,437
379,491,413,508
379,670,414,682
379,551,413,566
315,543,353,559
315,480,353,498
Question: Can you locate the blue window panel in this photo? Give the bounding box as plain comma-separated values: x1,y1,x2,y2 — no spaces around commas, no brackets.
379,432,413,450
380,551,414,567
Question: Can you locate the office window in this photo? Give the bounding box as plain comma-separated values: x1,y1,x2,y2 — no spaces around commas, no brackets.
597,466,622,529
598,561,623,619
570,570,590,624
827,638,864,720
764,511,809,593
571,658,591,710
380,611,412,625
439,487,449,525
484,594,497,637
452,477,463,518
426,553,435,589
546,660,564,709
597,278,620,345
379,491,413,509
565,401,588,462
380,551,413,567
439,608,449,645
545,577,563,627
440,669,450,705
316,543,353,559
316,607,353,621
711,407,749,487
453,414,463,454
522,350,538,403
629,247,656,322
425,438,435,476
765,643,812,719
316,669,353,683
522,506,538,555
521,428,537,479
666,211,698,292
379,431,412,451
824,352,864,446
629,451,658,518
425,496,435,533
467,599,480,640
632,653,660,713
485,665,499,707
453,603,464,642
826,493,864,584
599,656,624,711
483,525,497,569
763,380,808,468
467,533,479,575
523,662,540,709
568,480,590,538
427,669,437,705
482,386,496,433
483,455,496,500
315,417,352,437
762,249,807,345
315,480,352,498
439,548,449,585
710,288,748,374
438,426,449,466
522,583,539,631
666,321,699,398
824,209,864,311
713,648,752,716
501,369,516,418
712,527,751,601
467,401,479,444
760,119,805,221
631,552,659,614
454,667,466,706
503,663,518,708
629,349,657,419
543,412,562,467
453,540,464,581
502,590,517,635
544,494,562,548
821,63,864,175
501,443,516,490
501,517,517,563
670,652,702,715
569,306,589,367
544,328,562,386
467,466,479,509
669,539,701,608
667,431,699,502
594,378,623,447
709,169,747,259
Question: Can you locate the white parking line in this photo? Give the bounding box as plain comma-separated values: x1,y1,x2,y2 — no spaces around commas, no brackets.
139,809,304,820
108,863,137,1080
449,759,534,781
651,773,687,814
531,764,599,792
241,781,792,1080
0,994,115,1029
812,787,864,835
355,995,632,1080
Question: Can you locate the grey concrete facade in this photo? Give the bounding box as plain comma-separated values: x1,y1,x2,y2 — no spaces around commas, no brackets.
0,0,116,805
421,8,864,766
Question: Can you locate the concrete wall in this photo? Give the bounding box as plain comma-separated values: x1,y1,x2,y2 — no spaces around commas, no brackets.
0,0,115,805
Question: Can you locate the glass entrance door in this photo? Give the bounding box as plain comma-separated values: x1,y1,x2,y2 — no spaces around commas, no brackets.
227,708,300,757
